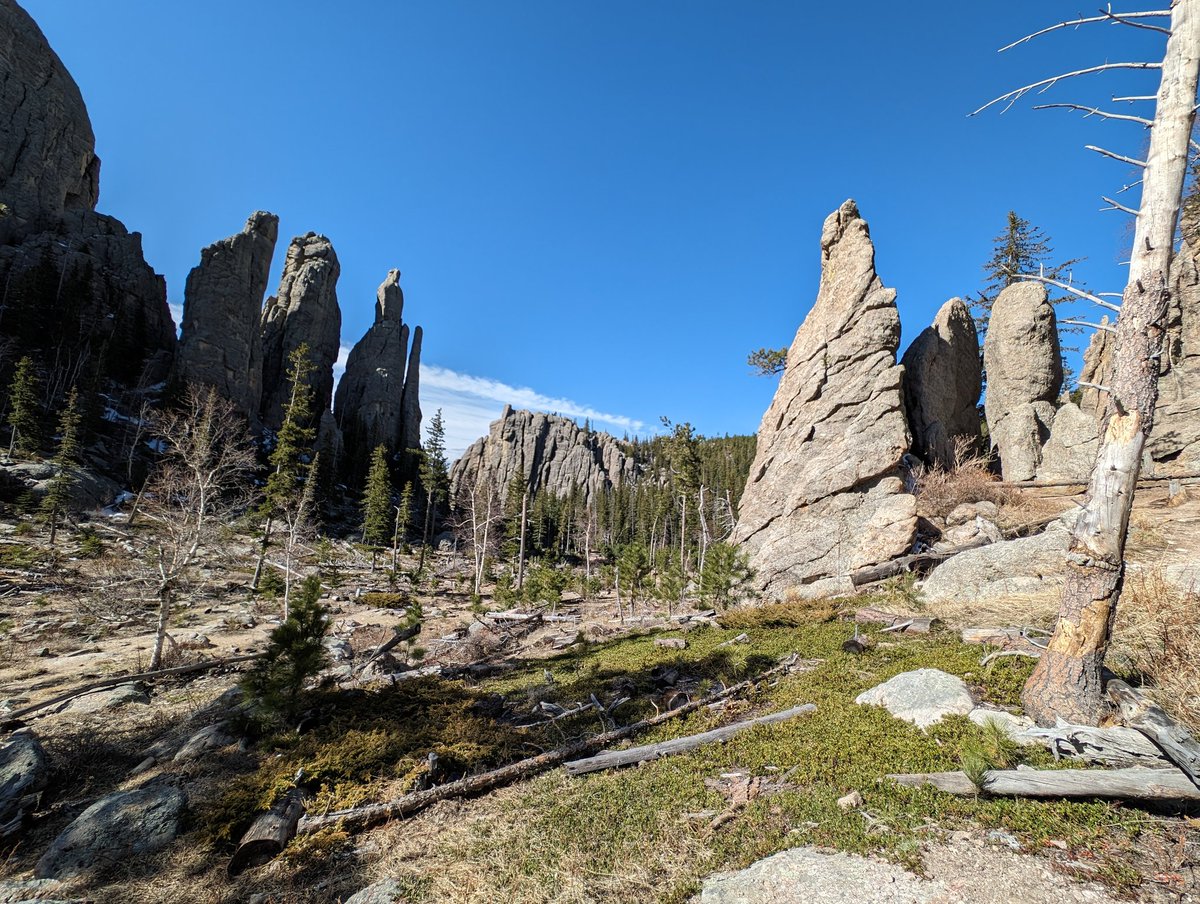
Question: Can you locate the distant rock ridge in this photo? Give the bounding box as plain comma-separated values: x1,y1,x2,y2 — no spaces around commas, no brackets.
333,270,424,480
175,212,279,424
0,0,175,389
731,199,916,596
451,406,635,503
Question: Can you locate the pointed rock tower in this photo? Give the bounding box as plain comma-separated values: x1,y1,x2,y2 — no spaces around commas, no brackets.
731,200,915,596
175,211,279,422
334,270,424,480
259,233,342,431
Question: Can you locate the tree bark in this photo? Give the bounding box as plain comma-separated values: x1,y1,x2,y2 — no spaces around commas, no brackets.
890,766,1200,802
227,788,307,877
1108,679,1200,787
1023,0,1200,726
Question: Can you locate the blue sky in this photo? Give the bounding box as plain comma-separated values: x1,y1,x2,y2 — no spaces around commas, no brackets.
23,1,1168,457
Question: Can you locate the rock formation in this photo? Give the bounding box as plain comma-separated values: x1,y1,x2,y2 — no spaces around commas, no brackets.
174,212,279,421
1149,215,1200,472
1078,318,1113,418
0,0,175,389
400,325,423,458
982,283,1062,481
0,0,98,223
730,200,916,596
333,270,423,479
451,406,635,504
259,233,342,431
1036,402,1099,481
900,298,982,468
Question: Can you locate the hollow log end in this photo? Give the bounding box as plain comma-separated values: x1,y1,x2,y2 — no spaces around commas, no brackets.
227,839,283,878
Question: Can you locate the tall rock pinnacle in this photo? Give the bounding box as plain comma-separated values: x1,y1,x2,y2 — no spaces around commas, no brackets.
333,270,420,479
175,212,279,422
731,200,915,596
259,233,342,431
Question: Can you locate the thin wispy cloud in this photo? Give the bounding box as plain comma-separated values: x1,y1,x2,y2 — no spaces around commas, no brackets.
422,364,645,460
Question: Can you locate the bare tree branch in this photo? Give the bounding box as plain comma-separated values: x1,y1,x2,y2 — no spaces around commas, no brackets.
1100,8,1173,36
999,11,1171,53
1113,94,1159,102
1086,145,1149,166
973,63,1162,116
1062,318,1118,333
1033,102,1153,125
1115,178,1145,194
1101,195,1142,215
1011,273,1123,312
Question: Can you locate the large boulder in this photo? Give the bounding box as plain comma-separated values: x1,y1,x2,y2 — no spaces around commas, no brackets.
333,270,422,481
0,0,175,389
901,297,982,468
731,200,915,596
344,878,408,904
0,730,47,832
34,786,187,879
983,283,1062,481
259,233,342,431
451,406,635,505
920,513,1076,606
1036,402,1099,481
175,212,279,422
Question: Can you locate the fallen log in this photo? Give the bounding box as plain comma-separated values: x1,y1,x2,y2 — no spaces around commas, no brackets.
563,703,816,776
961,626,1048,652
853,608,933,633
228,787,307,877
3,653,262,724
355,622,421,674
1108,680,1200,788
888,766,1200,801
298,654,802,837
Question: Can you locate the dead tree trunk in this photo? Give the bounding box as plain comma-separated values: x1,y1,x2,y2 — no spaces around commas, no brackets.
1023,1,1200,725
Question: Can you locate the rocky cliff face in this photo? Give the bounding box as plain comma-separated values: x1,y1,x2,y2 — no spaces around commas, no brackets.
0,0,98,224
1149,218,1200,473
901,298,982,468
982,283,1062,481
731,200,916,596
333,270,423,478
174,212,279,421
451,406,635,503
0,0,175,389
259,233,342,431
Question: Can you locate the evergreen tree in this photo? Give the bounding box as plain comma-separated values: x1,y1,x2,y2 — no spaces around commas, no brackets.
42,388,82,544
747,347,787,376
699,541,753,610
417,409,449,572
253,344,317,591
243,574,328,725
361,445,394,563
973,211,1083,334
6,356,42,459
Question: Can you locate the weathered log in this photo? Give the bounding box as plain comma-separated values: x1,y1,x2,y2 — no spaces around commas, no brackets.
1020,720,1171,769
298,654,802,837
854,608,934,633
889,766,1200,801
228,787,307,877
563,704,816,776
3,653,262,724
999,472,1200,489
961,626,1048,653
1108,679,1200,788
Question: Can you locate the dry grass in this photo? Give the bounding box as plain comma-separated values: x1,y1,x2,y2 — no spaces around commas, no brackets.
920,589,1060,634
1113,567,1200,729
910,440,1012,520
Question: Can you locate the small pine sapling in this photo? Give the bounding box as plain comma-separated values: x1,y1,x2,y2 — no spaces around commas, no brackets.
244,574,329,724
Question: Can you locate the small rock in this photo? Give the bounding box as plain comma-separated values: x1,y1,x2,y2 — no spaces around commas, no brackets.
34,647,50,658
344,878,407,904
173,723,234,763
945,500,999,527
987,829,1022,851
836,790,864,811
64,683,149,714
968,707,1036,742
174,632,213,650
855,669,975,729
654,637,687,650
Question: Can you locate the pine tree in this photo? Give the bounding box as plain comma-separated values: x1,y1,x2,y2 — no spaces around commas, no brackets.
699,541,753,610
746,347,787,376
253,344,317,591
361,445,394,569
42,388,82,544
242,574,328,725
973,211,1083,334
6,356,42,459
417,409,449,573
